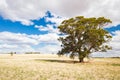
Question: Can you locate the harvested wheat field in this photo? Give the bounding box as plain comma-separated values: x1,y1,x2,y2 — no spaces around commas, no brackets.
0,54,120,80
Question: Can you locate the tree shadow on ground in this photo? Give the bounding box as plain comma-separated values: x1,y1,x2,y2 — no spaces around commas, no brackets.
34,59,81,64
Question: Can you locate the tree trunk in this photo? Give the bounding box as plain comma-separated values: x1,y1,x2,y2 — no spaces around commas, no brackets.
78,51,84,63
79,57,84,62
78,54,84,62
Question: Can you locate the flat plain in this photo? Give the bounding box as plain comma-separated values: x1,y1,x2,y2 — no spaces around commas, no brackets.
0,54,120,80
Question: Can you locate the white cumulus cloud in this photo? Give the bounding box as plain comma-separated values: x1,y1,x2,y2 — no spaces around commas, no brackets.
35,24,59,34
37,44,61,54
110,31,120,51
0,31,39,45
0,31,61,53
0,0,120,26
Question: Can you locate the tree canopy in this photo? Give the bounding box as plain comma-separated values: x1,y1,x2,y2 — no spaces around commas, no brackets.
58,16,112,62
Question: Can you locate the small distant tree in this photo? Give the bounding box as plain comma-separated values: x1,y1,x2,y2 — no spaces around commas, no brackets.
58,16,112,62
10,52,13,56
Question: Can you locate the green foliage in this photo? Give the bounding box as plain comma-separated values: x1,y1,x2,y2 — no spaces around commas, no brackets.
58,16,112,62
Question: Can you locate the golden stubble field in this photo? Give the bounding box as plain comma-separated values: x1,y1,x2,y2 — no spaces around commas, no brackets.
0,54,120,80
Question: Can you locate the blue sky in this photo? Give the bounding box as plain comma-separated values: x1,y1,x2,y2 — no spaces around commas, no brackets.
0,0,120,57
0,11,54,35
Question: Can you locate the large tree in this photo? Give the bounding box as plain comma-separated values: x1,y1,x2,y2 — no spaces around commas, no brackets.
58,16,112,62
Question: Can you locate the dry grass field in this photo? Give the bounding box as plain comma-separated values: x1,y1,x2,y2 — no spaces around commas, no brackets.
0,54,120,80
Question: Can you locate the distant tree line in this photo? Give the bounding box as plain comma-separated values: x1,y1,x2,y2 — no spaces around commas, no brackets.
25,52,41,54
